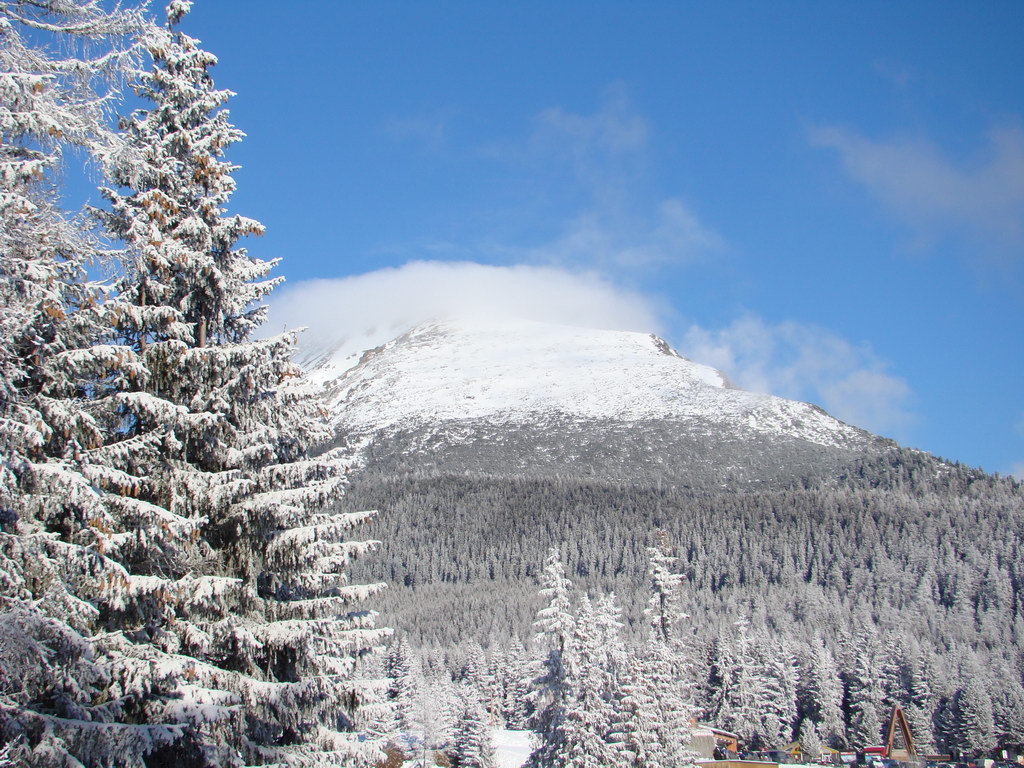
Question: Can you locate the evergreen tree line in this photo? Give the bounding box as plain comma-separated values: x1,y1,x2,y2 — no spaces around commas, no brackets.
374,544,700,768
338,454,1024,755
378,542,1022,762
0,2,385,765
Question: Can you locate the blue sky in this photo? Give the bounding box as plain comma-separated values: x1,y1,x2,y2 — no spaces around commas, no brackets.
177,2,1022,477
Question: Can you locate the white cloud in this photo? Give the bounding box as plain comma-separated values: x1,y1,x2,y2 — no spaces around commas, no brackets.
385,110,453,152
682,315,913,437
267,260,914,437
529,83,650,203
811,123,1024,255
524,197,722,269
265,260,665,360
1010,462,1024,481
518,85,721,269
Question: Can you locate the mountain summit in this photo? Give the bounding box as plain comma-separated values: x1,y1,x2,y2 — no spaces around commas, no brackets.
310,319,879,485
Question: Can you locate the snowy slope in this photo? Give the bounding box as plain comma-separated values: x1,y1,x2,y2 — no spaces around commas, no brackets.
493,729,533,768
309,318,867,451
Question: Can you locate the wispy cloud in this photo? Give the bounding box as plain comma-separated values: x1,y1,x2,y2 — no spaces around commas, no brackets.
682,315,913,437
384,110,454,152
519,85,722,270
872,58,914,89
265,260,665,360
528,83,650,204
452,84,722,272
523,197,722,269
811,123,1024,257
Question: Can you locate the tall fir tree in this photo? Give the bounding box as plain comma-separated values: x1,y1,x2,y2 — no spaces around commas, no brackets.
450,684,495,768
526,548,576,768
608,653,664,768
798,719,823,763
954,677,996,757
989,662,1024,752
905,647,938,754
85,4,392,764
797,639,846,748
640,540,695,767
717,616,766,749
0,3,206,765
757,636,798,749
846,645,885,749
557,594,619,768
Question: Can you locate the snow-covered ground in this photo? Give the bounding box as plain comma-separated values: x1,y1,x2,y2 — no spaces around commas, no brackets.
311,318,866,448
493,729,533,768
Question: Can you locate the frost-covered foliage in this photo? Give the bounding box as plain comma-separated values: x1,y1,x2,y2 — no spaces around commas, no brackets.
525,547,574,765
0,2,183,765
450,685,495,768
525,547,695,768
342,452,1024,754
1,2,389,765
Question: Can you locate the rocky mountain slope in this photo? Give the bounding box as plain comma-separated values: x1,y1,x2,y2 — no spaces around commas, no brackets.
310,319,883,486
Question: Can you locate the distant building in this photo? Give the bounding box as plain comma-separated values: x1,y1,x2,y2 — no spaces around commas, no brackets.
690,723,740,759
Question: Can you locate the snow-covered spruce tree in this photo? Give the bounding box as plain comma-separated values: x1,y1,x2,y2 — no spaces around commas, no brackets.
717,616,767,750
797,639,846,749
845,630,884,749
797,719,823,764
953,677,995,758
0,3,211,765
637,540,695,767
989,661,1024,752
386,636,453,760
386,638,424,739
502,634,534,729
608,653,664,768
85,3,390,764
525,548,575,768
450,685,496,768
553,594,620,768
757,636,797,749
905,647,938,754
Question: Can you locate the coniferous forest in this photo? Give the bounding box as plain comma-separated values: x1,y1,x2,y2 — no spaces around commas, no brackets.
1,2,1022,768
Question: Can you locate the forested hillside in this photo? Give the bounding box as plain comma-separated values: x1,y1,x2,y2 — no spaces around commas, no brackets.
343,448,1022,644
339,446,1024,754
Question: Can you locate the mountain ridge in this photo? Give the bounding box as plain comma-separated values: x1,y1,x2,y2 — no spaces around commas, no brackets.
309,318,879,483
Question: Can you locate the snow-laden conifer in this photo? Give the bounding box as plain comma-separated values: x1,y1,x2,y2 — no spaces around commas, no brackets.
0,3,211,765
59,3,391,763
502,633,535,729
525,548,576,767
637,540,695,767
529,594,622,768
797,639,846,749
450,684,496,768
846,627,885,749
905,647,938,753
954,676,995,757
608,653,664,768
989,661,1024,752
717,616,768,749
757,636,797,748
797,718,823,764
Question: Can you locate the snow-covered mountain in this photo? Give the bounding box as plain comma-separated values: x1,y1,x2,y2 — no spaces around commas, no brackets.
316,318,1024,664
309,319,881,484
